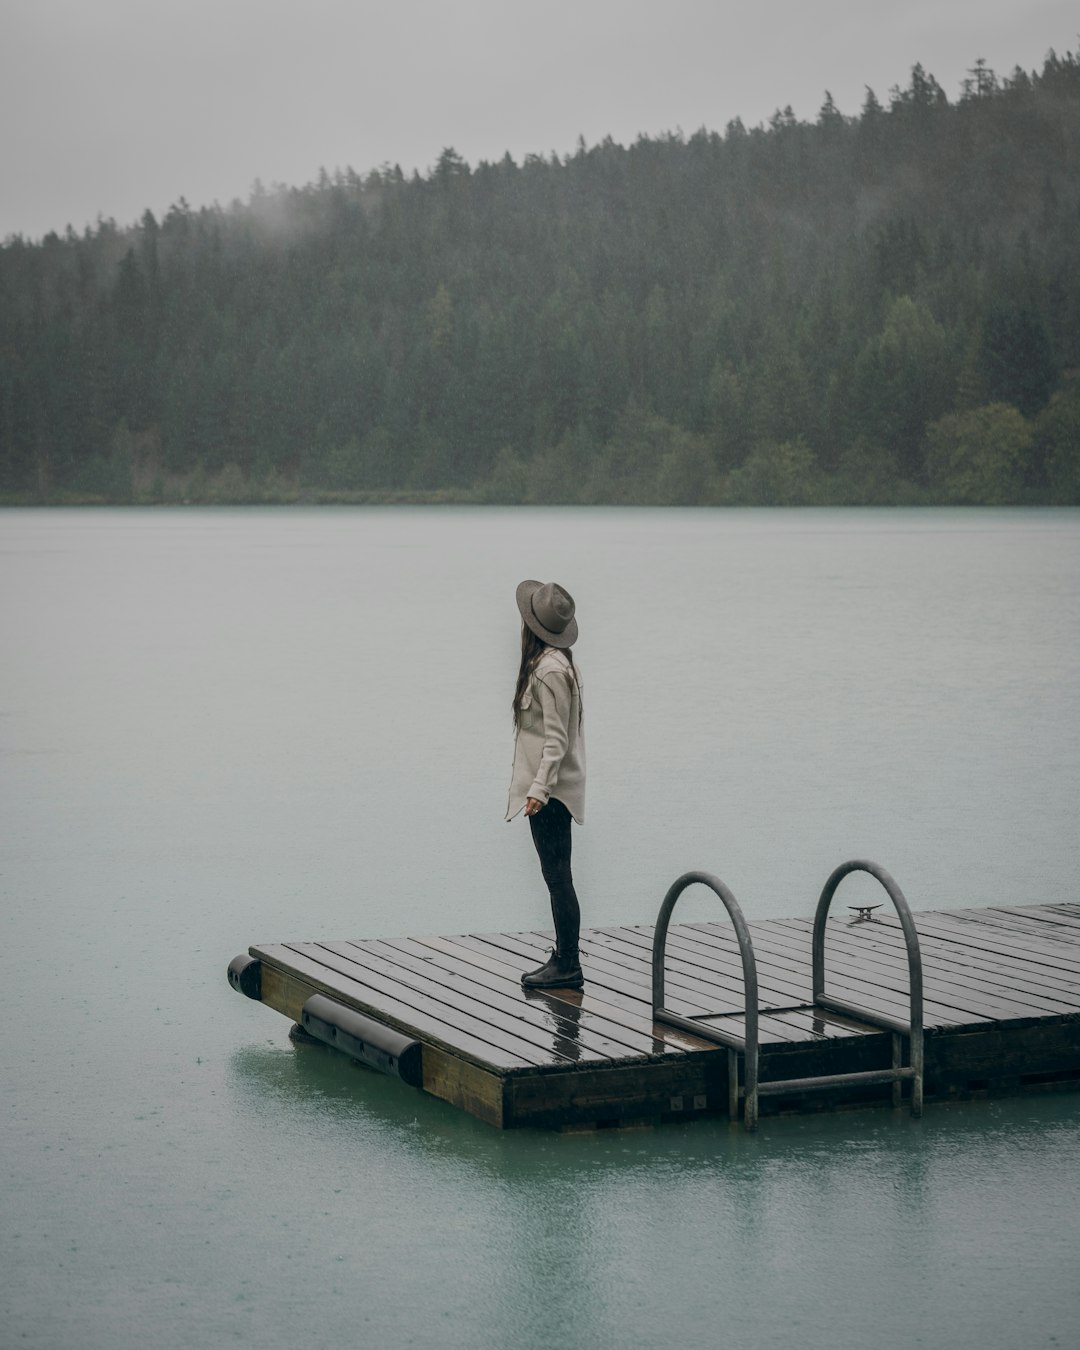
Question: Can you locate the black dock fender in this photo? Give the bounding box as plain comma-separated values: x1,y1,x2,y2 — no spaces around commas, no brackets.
300,993,423,1088
227,953,262,1000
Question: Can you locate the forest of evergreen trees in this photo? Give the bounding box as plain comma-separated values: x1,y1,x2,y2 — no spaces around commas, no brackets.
2,49,1079,506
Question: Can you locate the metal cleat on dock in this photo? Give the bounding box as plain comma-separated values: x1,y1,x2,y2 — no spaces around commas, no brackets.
848,904,884,925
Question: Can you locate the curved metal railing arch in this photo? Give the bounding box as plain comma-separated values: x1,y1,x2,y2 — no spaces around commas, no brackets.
651,870,762,1129
812,859,924,1116
651,860,924,1129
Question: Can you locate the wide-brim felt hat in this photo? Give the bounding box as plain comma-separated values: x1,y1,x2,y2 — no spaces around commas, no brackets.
516,579,578,648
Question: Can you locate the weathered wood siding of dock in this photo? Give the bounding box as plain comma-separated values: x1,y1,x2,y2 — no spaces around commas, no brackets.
243,903,1080,1128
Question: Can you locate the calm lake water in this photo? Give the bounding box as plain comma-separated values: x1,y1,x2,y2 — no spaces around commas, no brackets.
2,506,1079,1350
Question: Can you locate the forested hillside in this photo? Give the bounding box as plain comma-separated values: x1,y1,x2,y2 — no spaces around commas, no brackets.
2,49,1079,505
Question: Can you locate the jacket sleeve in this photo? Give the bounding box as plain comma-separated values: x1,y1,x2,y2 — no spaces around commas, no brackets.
527,671,572,805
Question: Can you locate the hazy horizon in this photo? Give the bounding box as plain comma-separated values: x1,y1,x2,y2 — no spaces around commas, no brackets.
2,0,1077,242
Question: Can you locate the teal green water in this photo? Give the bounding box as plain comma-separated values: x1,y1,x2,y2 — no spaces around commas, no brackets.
3,508,1079,1349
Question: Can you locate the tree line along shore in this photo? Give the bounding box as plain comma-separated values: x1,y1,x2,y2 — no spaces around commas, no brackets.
2,49,1079,507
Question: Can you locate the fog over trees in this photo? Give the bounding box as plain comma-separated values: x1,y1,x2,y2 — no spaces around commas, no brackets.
2,49,1079,505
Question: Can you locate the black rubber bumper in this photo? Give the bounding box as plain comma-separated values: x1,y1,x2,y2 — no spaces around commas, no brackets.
300,993,423,1087
227,953,262,999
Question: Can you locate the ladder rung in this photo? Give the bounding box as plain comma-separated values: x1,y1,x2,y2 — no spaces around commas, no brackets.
756,1066,916,1096
655,1008,745,1051
816,995,914,1038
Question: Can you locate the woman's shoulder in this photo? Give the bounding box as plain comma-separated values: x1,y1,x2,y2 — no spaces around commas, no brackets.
534,648,580,688
535,648,572,674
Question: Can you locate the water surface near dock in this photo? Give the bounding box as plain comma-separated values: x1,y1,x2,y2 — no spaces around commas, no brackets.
3,507,1079,1348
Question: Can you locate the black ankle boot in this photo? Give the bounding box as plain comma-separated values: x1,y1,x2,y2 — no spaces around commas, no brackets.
521,949,584,990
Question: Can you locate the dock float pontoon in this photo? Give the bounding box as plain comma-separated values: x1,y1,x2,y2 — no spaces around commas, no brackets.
228,863,1080,1130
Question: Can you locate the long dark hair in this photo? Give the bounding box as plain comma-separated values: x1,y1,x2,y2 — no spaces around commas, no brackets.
512,624,581,728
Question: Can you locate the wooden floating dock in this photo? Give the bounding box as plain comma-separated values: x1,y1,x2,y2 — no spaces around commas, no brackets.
230,901,1080,1129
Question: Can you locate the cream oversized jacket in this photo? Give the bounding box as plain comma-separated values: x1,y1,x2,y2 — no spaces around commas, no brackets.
505,648,585,823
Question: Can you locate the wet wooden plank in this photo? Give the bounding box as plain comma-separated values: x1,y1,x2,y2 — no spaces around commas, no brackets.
903,911,1080,975
584,926,751,1011
407,933,716,1056
797,919,1080,1015
340,937,625,1061
447,932,724,1055
501,925,859,1045
759,923,1011,1026
702,1015,896,1058
600,926,813,1024
683,920,927,1025
764,1006,887,1040
472,926,755,1033
784,901,1080,995
523,926,767,1025
774,919,1069,1022
367,935,663,1060
661,924,817,1004
469,928,678,1011
745,923,1009,1026
958,902,1080,932
1042,904,1080,927
616,923,886,1039
591,925,867,1041
701,906,1080,1018
905,915,1080,990
593,924,810,1009
472,926,712,1012
253,942,539,1072
467,928,837,1053
836,916,1080,1005
688,1006,875,1043
308,940,614,1069
985,905,1080,939
364,934,642,1058
692,920,994,1027
935,900,1080,926
625,920,817,1004
943,907,1080,947
470,926,736,1027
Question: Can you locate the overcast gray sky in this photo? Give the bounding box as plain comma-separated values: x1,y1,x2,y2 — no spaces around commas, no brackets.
1,0,1076,241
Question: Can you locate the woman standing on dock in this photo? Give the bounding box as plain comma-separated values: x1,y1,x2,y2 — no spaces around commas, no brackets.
507,580,586,990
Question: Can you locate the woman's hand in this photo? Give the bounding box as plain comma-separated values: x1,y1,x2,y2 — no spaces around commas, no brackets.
525,797,543,816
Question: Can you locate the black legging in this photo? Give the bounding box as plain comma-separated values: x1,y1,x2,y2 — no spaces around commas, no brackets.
528,797,581,958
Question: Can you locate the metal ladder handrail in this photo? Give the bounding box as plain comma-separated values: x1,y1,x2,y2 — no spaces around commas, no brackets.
651,871,762,1129
651,860,925,1129
811,859,924,1117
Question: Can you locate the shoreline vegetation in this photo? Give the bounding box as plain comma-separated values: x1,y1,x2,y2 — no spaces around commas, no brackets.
1,451,1073,508
2,50,1079,508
